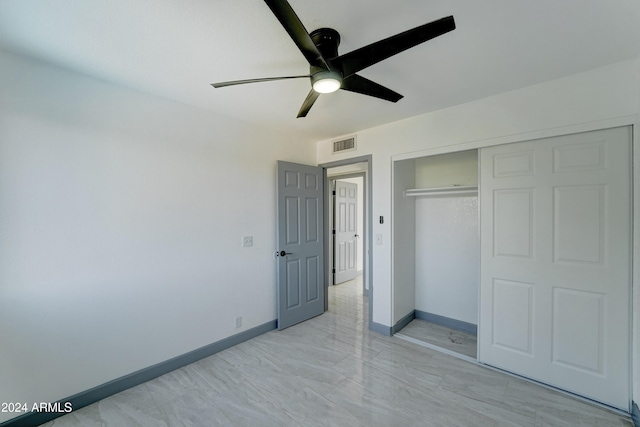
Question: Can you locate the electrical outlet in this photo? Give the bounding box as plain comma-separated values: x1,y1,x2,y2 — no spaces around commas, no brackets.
235,316,242,328
242,236,253,247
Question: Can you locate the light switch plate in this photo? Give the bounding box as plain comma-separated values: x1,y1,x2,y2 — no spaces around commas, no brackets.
376,234,383,245
242,236,253,247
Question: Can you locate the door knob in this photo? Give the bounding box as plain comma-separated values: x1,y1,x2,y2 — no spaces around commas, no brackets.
279,250,292,257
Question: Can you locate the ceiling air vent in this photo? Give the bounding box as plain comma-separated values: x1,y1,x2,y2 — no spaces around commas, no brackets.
332,136,357,154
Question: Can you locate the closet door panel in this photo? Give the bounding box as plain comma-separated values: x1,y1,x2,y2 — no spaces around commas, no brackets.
479,126,631,411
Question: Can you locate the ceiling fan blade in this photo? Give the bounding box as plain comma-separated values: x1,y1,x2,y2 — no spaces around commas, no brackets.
297,89,320,118
341,74,403,102
211,75,310,88
337,16,455,77
263,0,329,69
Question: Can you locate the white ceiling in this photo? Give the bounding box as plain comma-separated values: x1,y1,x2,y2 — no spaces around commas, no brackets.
0,0,639,142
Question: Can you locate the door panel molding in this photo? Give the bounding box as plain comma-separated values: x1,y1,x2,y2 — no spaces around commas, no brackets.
334,180,358,284
277,161,324,330
479,126,631,411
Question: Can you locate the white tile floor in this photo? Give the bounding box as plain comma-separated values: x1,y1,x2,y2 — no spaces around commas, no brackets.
39,277,632,426
398,318,477,359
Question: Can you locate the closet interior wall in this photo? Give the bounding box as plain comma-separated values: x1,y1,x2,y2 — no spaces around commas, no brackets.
393,150,480,330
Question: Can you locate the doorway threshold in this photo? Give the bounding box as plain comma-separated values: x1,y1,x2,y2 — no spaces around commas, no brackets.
394,332,477,364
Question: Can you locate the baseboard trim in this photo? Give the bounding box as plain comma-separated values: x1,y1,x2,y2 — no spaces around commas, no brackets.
0,320,277,427
370,321,392,336
392,310,416,334
415,310,477,336
632,401,639,427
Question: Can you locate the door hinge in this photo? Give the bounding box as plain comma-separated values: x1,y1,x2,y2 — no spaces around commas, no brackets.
332,190,336,196
332,268,336,274
332,229,336,235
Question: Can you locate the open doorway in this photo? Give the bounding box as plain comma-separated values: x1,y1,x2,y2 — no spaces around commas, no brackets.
329,175,364,287
320,156,372,330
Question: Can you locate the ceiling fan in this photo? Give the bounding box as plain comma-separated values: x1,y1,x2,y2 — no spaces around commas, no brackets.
211,0,455,118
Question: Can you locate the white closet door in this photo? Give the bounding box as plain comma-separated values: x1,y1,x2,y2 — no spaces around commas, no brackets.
334,180,358,284
479,127,631,411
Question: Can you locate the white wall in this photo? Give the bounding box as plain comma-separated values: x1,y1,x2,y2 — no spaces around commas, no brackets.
413,151,479,325
0,51,315,423
317,59,640,403
414,150,478,188
392,160,415,324
414,196,478,324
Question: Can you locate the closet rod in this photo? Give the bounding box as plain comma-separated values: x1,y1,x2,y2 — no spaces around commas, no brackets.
404,186,478,197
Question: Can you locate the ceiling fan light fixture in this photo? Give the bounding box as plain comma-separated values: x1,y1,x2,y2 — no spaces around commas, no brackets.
311,70,342,93
210,1,456,118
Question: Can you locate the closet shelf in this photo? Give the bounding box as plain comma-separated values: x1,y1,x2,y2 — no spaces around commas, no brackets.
404,186,478,197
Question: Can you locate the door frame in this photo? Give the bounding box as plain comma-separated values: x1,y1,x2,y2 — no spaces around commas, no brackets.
329,173,365,289
320,155,373,330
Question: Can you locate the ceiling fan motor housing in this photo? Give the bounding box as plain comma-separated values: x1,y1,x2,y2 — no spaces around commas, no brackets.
309,28,343,92
310,28,341,60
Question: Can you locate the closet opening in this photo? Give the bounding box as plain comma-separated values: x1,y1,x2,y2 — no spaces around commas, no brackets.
392,149,479,360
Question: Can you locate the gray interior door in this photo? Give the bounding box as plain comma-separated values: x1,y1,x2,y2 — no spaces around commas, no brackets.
276,161,324,330
334,180,358,284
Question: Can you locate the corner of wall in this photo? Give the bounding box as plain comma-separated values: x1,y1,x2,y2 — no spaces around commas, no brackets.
370,321,393,337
